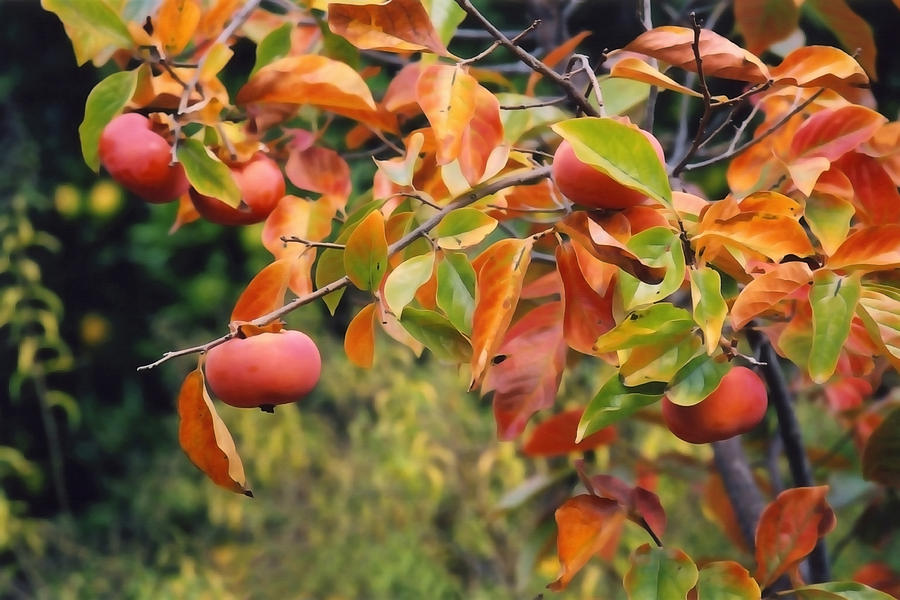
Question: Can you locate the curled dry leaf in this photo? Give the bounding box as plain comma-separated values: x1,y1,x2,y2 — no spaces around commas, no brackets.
177,368,251,496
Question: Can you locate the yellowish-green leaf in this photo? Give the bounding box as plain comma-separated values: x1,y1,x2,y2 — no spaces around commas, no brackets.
618,227,686,311
176,138,241,208
344,209,388,291
383,252,435,318
399,307,470,362
433,208,498,250
809,270,861,383
594,303,694,354
578,376,665,441
436,252,476,335
666,354,731,407
42,0,133,66
79,70,139,172
624,544,699,600
690,267,727,354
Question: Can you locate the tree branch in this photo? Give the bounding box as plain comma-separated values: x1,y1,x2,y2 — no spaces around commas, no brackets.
138,165,553,371
453,0,600,117
748,329,831,584
712,437,766,551
669,12,713,177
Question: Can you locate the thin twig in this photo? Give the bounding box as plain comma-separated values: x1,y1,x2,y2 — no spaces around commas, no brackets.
177,0,262,115
684,88,825,171
138,166,553,371
499,96,567,110
453,0,600,117
638,0,658,131
567,54,605,117
459,20,541,66
670,12,713,177
281,236,345,249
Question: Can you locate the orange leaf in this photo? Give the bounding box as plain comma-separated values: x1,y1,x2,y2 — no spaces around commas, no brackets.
458,84,504,186
828,225,900,272
485,303,567,440
771,45,869,90
237,55,377,118
155,0,202,56
286,144,352,207
169,193,200,233
790,106,886,162
621,26,770,83
470,237,533,390
610,57,721,99
731,262,813,330
556,212,665,284
549,494,625,591
694,194,815,262
556,242,616,355
734,0,799,56
177,368,251,495
231,258,292,322
834,152,900,225
804,0,877,80
382,62,422,116
416,64,477,165
525,30,592,96
328,0,448,55
344,302,377,368
754,486,836,588
523,409,616,457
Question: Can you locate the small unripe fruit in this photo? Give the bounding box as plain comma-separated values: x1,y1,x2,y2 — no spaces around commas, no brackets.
98,113,189,203
662,366,768,444
552,127,665,210
205,330,321,410
190,153,285,225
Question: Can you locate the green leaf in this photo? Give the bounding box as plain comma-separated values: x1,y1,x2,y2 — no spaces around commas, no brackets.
578,376,665,440
600,76,652,117
252,23,293,76
42,0,133,66
436,252,476,335
315,248,347,315
383,252,435,318
620,332,702,387
809,270,861,383
422,0,466,45
666,354,731,407
551,117,671,207
862,407,900,487
791,581,896,600
690,266,728,355
343,210,388,291
593,303,694,354
623,544,698,600
176,139,242,208
805,192,854,256
399,308,470,362
433,208,498,250
78,70,139,172
695,561,761,600
617,227,686,311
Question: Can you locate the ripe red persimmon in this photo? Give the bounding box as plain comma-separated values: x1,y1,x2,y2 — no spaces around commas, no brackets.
552,126,665,210
204,330,321,410
661,366,768,444
98,113,190,204
190,153,285,225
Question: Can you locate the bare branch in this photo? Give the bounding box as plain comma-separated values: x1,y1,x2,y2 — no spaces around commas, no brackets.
500,96,567,110
281,236,345,249
669,12,714,177
138,166,553,371
453,0,600,117
459,20,541,66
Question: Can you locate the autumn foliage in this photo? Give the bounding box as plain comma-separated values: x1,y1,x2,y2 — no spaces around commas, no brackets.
44,0,900,597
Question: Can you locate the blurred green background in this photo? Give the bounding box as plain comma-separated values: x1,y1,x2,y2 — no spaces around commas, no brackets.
3,1,900,599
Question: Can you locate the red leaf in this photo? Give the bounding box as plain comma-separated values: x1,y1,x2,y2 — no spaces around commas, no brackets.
178,368,250,495
621,26,770,83
484,303,566,440
731,262,813,329
754,486,836,588
230,258,292,322
828,225,900,273
790,106,886,162
853,562,900,597
523,409,616,457
470,237,533,390
834,152,900,225
556,242,616,355
549,494,625,591
734,0,800,56
285,144,352,207
824,377,873,412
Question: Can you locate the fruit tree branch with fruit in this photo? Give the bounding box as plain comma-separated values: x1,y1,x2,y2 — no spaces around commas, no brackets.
42,0,900,597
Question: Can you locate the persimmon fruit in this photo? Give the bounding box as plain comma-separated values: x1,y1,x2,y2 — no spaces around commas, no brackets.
190,152,285,225
552,127,665,210
98,113,190,203
204,330,321,411
661,366,768,444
